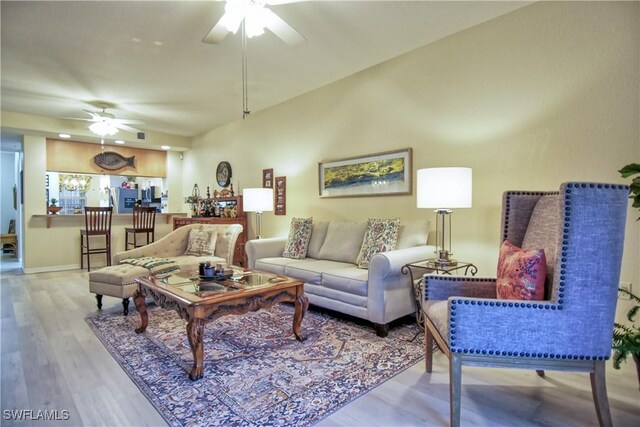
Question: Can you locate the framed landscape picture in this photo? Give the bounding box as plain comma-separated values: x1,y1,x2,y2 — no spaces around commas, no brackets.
318,148,412,198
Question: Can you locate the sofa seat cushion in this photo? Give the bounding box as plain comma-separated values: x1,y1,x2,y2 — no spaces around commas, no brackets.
255,257,301,275
284,259,354,286
89,263,149,286
321,267,369,297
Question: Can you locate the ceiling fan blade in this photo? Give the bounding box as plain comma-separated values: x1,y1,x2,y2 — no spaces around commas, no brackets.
60,117,92,122
266,0,309,5
114,118,145,125
116,123,142,133
202,20,231,44
263,8,306,48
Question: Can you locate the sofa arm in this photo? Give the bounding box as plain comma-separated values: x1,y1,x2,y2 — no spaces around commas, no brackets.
366,245,436,324
245,237,287,269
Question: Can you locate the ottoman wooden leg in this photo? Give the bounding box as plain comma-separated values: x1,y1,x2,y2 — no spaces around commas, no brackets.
96,294,103,310
122,298,130,316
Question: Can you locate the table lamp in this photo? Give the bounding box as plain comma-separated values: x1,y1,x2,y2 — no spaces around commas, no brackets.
416,167,472,267
243,188,274,239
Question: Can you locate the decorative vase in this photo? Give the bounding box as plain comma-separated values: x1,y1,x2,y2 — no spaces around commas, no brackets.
47,206,62,215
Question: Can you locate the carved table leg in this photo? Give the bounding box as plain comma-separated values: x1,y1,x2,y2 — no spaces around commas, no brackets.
187,318,205,381
293,293,309,342
133,290,148,334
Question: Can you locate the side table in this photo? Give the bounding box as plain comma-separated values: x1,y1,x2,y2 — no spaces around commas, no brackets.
401,259,477,327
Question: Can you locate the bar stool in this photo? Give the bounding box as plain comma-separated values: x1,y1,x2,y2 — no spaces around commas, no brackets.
80,207,113,272
125,206,156,250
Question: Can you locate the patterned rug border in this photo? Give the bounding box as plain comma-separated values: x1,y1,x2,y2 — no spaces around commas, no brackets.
86,305,424,427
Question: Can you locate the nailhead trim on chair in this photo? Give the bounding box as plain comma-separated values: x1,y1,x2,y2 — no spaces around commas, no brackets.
448,182,629,359
502,190,558,242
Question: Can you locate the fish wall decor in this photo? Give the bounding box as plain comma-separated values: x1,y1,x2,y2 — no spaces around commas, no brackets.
93,151,135,171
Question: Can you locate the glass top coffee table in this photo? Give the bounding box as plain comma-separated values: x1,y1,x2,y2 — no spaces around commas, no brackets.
133,269,308,380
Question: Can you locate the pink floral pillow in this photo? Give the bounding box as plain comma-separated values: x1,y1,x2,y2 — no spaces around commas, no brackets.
496,240,546,300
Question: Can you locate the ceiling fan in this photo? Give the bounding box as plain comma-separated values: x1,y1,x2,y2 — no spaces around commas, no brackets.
67,105,144,137
202,0,307,47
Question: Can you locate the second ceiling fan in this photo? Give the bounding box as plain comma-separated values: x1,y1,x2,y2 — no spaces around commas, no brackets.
202,0,307,47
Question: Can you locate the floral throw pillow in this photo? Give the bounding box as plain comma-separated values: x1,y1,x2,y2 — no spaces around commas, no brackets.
496,240,546,300
282,217,313,259
356,218,400,269
184,227,217,256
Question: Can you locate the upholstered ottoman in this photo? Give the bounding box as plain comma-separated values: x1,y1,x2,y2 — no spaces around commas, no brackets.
89,263,149,315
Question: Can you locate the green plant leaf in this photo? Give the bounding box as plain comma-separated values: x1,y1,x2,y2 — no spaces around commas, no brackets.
619,163,640,178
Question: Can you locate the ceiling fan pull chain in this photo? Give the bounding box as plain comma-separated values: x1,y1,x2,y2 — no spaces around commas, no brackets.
242,21,250,119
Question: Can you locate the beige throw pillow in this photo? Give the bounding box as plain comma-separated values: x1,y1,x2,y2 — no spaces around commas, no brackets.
184,227,217,256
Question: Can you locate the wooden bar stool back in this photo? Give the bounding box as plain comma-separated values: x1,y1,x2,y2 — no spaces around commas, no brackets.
80,206,113,271
125,206,156,250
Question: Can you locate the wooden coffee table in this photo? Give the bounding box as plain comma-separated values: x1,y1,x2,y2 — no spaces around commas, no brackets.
133,269,308,380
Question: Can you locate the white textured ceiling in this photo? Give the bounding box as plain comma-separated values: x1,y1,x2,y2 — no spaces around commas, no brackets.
1,1,530,140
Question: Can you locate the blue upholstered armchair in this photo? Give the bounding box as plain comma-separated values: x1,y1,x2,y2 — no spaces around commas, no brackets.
423,182,629,427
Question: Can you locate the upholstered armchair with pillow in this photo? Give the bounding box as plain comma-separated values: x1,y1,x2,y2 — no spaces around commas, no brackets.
90,224,243,315
423,182,629,427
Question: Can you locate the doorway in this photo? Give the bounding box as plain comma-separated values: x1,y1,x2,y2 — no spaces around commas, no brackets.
1,136,23,273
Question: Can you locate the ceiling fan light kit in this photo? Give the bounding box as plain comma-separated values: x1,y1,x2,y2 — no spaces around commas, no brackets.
203,0,306,47
89,121,119,137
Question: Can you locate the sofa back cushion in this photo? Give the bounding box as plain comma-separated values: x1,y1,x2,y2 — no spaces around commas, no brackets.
396,219,430,249
307,221,330,259
317,221,367,264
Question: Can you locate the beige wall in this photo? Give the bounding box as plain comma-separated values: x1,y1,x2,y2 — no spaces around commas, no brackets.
185,2,639,291
20,135,185,272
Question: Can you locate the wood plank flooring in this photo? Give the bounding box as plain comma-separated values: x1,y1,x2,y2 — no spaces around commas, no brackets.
1,256,639,426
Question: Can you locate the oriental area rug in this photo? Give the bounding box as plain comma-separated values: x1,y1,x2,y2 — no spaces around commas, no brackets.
86,304,424,427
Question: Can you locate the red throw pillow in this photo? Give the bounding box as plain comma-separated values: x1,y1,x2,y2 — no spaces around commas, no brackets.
496,240,546,300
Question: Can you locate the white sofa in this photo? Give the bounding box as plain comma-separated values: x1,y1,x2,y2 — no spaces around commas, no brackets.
246,220,435,336
89,223,243,314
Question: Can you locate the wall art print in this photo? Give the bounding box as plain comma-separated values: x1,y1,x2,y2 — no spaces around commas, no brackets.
318,148,412,198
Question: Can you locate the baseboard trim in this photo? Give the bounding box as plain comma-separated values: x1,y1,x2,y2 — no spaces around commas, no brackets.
23,264,83,274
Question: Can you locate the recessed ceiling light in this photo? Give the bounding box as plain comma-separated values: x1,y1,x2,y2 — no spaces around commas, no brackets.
58,133,71,139
114,140,125,145
161,146,171,150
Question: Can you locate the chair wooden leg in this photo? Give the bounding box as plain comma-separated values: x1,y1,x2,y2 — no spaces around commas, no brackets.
86,236,91,272
106,234,111,266
80,232,84,270
590,361,613,427
449,353,462,427
425,321,434,372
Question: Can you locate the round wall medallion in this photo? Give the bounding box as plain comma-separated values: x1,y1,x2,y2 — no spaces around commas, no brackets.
216,161,232,188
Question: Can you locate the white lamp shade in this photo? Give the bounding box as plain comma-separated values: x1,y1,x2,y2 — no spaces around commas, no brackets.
243,188,274,212
416,167,472,209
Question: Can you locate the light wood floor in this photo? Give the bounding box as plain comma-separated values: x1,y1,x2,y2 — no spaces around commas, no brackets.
1,256,639,426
